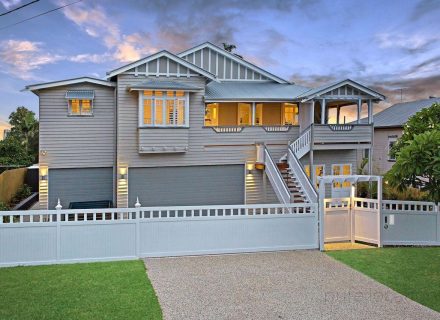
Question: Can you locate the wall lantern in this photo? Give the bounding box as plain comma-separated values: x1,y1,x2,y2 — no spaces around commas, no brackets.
40,167,48,180
119,167,127,180
246,162,254,174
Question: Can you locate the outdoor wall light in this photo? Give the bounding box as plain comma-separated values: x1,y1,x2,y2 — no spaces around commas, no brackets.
119,167,127,180
246,162,254,174
40,167,48,181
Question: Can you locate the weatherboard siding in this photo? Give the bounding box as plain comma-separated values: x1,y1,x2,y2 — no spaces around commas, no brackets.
39,83,115,168
116,74,299,168
372,128,403,174
180,48,271,81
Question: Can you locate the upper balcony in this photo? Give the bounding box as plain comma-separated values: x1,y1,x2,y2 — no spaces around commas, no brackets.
312,123,373,149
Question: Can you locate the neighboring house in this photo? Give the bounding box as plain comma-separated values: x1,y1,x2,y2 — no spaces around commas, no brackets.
0,120,11,140
25,42,385,209
360,97,440,174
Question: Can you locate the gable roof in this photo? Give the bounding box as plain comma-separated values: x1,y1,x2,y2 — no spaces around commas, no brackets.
205,81,310,101
178,42,289,84
25,77,115,92
299,79,386,101
106,50,218,81
362,97,440,128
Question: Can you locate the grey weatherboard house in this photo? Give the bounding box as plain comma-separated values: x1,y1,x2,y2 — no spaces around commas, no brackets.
26,42,385,209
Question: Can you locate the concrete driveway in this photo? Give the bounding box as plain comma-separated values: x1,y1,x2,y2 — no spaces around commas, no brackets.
144,251,440,320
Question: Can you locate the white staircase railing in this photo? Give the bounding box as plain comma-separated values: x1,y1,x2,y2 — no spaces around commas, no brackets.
290,126,312,159
264,147,291,205
287,146,318,203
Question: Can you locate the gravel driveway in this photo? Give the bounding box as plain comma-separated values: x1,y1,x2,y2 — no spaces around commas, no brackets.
144,251,440,320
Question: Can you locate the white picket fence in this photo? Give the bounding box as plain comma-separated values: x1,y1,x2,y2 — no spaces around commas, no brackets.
0,203,318,267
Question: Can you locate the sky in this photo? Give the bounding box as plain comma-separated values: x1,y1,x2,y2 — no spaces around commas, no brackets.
0,0,439,122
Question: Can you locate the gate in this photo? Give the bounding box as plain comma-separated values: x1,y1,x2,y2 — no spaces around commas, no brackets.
323,197,380,245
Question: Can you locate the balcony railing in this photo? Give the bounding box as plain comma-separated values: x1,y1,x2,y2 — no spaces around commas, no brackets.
312,124,373,145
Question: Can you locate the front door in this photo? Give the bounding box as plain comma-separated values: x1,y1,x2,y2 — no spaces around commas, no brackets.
331,164,351,197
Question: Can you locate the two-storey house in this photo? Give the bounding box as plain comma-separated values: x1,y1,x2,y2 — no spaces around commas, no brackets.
26,42,385,209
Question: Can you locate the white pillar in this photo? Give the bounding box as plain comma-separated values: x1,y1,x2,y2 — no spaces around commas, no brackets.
350,185,356,244
367,99,373,124
251,102,256,126
311,100,315,124
336,106,341,124
321,99,326,124
319,180,325,251
357,98,362,124
377,176,382,247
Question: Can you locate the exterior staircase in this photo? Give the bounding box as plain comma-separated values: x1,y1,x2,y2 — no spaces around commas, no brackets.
277,162,307,203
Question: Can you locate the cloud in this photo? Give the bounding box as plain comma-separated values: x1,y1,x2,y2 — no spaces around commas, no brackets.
411,0,440,21
375,32,439,54
0,39,110,80
60,2,157,63
0,0,22,10
0,40,63,80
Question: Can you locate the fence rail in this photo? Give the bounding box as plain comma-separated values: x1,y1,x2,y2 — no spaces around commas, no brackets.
0,202,318,267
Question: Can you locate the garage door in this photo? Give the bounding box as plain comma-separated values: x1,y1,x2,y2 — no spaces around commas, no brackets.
128,165,244,207
48,168,113,209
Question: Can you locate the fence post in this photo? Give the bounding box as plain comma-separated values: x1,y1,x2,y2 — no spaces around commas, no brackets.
55,199,62,262
135,198,141,258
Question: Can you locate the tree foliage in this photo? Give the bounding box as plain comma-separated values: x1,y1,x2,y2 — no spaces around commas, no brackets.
390,102,440,158
385,130,440,203
0,107,39,167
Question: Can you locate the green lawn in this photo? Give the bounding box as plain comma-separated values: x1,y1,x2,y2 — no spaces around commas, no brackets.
0,260,162,320
327,247,440,312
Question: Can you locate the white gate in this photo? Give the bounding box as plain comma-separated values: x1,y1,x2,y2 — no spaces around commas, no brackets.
323,197,380,245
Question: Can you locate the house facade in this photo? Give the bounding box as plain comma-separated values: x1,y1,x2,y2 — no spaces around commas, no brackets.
360,97,439,175
26,42,385,209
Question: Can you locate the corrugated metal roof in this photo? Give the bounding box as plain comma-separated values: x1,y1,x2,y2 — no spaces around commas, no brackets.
129,80,202,91
362,97,440,127
65,90,95,99
205,81,310,101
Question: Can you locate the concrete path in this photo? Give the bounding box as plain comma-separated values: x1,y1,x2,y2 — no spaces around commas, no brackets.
144,251,440,320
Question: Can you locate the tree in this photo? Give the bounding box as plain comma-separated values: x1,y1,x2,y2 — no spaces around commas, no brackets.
7,107,39,164
0,135,33,166
385,130,440,203
390,102,440,158
0,107,39,166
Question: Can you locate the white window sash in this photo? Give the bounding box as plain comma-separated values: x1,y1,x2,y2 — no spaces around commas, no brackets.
139,91,189,127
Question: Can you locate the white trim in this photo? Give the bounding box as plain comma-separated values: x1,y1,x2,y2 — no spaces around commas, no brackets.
301,79,386,101
138,91,190,128
106,50,218,81
25,77,115,92
178,42,289,84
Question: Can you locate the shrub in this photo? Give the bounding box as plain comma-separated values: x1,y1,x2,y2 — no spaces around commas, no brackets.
0,201,10,211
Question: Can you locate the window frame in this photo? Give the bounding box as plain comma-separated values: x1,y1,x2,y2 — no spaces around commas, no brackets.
138,90,190,128
67,98,94,116
331,163,352,189
304,164,325,188
281,103,299,126
387,136,398,162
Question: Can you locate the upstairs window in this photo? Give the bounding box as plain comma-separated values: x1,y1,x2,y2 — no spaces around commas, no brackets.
140,90,189,127
388,136,398,161
282,103,299,125
65,90,94,116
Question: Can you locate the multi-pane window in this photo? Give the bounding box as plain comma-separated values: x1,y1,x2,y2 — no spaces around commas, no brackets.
282,103,299,125
304,164,325,188
332,164,352,189
141,90,188,127
238,103,252,125
68,99,93,116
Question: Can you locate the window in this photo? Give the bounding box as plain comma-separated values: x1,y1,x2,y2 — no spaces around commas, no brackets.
388,136,398,161
282,103,298,125
205,103,219,126
332,164,351,189
305,164,325,188
238,103,252,125
140,90,189,127
68,99,93,116
66,90,94,116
